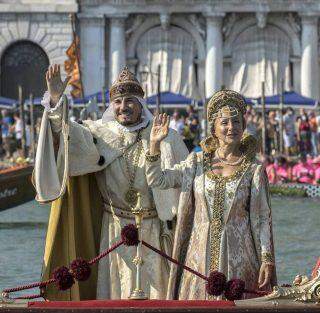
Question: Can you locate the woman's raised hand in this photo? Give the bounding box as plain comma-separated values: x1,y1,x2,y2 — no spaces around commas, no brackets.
150,113,170,155
46,64,71,106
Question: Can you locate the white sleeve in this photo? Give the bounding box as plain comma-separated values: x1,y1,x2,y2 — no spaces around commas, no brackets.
41,91,65,133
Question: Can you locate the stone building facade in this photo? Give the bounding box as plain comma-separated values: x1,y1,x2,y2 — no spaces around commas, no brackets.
0,0,77,99
1,0,320,101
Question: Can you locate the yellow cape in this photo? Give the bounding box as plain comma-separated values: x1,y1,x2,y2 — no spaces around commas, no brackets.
41,173,103,300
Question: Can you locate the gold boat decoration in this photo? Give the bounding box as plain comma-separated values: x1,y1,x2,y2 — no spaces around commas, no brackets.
238,269,320,306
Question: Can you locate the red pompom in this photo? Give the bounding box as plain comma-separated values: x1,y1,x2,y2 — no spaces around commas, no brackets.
121,224,139,246
224,278,245,300
70,258,91,281
53,266,75,291
206,271,227,296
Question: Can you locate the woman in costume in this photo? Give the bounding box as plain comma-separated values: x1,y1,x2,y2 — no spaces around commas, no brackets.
146,90,276,299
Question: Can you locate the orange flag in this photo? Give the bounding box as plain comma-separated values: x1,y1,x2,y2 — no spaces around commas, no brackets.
64,15,84,99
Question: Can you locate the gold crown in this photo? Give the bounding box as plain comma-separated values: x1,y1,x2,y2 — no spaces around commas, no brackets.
109,67,144,101
207,90,246,124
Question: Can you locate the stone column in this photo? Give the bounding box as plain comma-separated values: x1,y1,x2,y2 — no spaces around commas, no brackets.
300,14,319,99
79,14,106,95
109,14,127,84
205,13,225,99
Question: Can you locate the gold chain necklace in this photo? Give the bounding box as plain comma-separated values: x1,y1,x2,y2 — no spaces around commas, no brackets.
215,148,244,166
120,130,144,207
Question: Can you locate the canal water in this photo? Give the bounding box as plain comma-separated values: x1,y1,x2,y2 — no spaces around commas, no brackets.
0,197,319,295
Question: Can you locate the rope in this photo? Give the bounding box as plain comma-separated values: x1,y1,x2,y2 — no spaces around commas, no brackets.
2,225,269,301
13,294,44,300
141,241,207,281
2,240,124,300
88,240,124,265
2,279,54,294
142,240,270,298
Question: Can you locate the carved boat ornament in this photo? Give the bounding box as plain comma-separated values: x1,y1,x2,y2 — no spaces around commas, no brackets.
237,269,320,306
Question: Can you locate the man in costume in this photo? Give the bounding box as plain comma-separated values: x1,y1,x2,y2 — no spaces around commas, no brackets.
34,64,188,300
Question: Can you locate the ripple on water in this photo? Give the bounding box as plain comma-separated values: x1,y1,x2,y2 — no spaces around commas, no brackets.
272,196,320,283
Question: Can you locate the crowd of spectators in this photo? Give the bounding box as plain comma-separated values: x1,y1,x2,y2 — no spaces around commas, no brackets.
264,154,320,185
0,109,35,166
168,105,201,152
1,104,320,185
245,105,320,185
245,106,320,157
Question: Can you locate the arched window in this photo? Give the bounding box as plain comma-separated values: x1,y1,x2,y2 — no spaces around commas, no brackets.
230,25,291,97
1,40,49,99
136,26,201,99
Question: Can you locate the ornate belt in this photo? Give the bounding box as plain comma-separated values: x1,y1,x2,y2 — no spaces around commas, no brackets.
103,203,158,219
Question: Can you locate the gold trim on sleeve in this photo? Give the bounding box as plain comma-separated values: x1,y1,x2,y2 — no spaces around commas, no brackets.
262,252,274,264
145,152,161,162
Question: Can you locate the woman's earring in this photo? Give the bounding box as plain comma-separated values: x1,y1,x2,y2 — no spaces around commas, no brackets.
213,134,219,145
239,133,258,159
210,135,219,152
200,134,219,153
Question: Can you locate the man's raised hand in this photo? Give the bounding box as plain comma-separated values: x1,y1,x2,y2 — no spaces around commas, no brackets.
149,113,170,155
46,64,71,106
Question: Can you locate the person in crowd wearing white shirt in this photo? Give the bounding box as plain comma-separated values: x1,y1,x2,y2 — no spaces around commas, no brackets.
169,110,184,133
13,111,23,157
283,107,296,156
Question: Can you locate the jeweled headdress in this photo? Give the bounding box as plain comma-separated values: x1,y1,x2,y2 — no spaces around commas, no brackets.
109,67,145,101
201,90,257,157
207,90,246,124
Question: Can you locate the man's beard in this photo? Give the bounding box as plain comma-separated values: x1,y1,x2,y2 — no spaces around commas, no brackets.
115,111,143,126
118,119,142,126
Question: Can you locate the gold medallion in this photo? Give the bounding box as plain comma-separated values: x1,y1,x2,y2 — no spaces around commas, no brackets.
125,188,139,206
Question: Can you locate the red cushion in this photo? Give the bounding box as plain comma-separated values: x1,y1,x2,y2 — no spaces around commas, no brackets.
28,299,235,308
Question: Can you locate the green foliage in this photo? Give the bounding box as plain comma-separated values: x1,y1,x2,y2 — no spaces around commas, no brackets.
269,185,307,197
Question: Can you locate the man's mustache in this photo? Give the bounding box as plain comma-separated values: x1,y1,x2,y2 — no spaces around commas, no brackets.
117,108,134,115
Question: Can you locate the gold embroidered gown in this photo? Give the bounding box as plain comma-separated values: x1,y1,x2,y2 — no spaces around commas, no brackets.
146,145,276,300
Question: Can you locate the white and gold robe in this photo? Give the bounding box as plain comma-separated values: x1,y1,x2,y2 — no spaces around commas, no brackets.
146,150,276,300
34,96,188,299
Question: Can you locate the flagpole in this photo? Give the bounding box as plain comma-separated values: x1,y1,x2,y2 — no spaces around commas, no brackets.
29,93,36,161
261,81,266,156
18,85,27,159
279,79,284,154
156,64,161,114
70,13,84,99
102,86,106,110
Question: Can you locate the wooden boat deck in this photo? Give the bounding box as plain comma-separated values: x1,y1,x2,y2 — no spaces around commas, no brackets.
1,299,319,313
